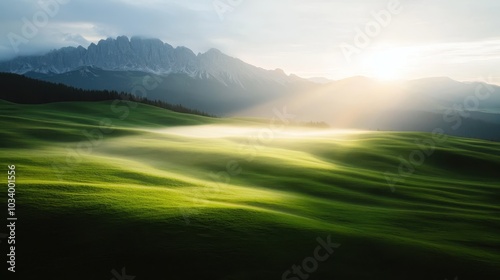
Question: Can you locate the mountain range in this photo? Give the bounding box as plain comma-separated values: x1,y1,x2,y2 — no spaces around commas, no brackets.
1,35,500,140
0,35,313,115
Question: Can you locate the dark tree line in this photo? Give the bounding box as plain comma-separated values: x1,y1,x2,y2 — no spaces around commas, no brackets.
0,72,215,117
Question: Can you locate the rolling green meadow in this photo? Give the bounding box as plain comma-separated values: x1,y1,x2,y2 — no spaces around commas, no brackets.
1,100,499,279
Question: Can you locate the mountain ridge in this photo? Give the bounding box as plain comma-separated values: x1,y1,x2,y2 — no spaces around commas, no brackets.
0,35,308,89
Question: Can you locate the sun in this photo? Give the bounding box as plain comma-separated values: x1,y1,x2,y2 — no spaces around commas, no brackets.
363,49,408,81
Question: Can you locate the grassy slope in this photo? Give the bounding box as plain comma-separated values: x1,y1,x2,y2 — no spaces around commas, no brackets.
0,100,499,280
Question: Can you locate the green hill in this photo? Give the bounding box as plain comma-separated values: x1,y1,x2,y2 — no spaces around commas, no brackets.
1,100,499,280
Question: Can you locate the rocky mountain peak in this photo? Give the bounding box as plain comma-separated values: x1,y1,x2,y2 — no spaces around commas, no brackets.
0,36,304,88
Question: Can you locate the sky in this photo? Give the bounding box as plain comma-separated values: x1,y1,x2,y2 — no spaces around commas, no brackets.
0,0,499,83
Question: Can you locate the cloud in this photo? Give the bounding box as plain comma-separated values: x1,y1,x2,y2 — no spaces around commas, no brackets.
0,0,498,82
62,33,90,46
